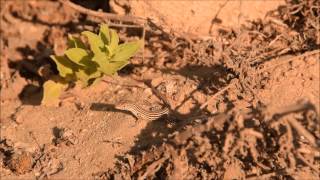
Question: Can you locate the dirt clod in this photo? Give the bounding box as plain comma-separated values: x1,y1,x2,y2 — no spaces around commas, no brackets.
6,152,33,174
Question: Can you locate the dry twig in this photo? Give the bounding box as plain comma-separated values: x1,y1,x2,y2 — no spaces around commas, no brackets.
287,118,317,147
200,80,235,110
257,49,320,73
58,0,145,25
267,101,318,147
138,157,168,180
296,152,320,173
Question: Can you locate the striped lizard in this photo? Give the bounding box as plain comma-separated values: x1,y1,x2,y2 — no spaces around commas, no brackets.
115,101,170,121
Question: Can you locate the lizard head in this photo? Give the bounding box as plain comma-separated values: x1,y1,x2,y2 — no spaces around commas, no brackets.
115,101,131,111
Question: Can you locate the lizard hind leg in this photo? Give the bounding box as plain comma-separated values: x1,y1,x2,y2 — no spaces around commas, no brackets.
130,111,144,127
129,116,141,127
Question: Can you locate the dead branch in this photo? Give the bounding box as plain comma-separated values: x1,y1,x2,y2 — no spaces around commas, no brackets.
58,0,145,25
269,100,314,118
257,49,320,74
267,101,318,147
138,157,168,180
287,118,317,147
200,80,235,110
173,114,229,144
296,152,320,173
246,169,294,180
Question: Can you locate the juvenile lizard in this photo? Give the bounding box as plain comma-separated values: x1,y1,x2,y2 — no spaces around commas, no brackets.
115,101,170,121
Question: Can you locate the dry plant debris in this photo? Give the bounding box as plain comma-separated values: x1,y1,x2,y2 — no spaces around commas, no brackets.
0,0,319,179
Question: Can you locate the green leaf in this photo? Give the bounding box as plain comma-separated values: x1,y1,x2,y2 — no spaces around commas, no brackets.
99,61,129,75
75,69,90,87
108,29,119,55
50,55,77,78
81,31,105,54
99,24,110,45
91,51,125,75
92,51,108,66
90,76,103,86
48,23,136,92
110,40,141,62
75,67,102,87
105,45,112,56
68,34,86,49
65,48,93,67
42,80,66,104
85,67,102,79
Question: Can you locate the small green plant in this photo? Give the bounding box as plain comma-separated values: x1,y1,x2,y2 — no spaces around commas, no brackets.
42,23,141,104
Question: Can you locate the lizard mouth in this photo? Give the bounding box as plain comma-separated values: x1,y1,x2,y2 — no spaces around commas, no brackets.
114,105,123,109
114,103,127,110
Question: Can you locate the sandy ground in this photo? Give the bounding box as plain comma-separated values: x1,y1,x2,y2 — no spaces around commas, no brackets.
0,0,319,179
